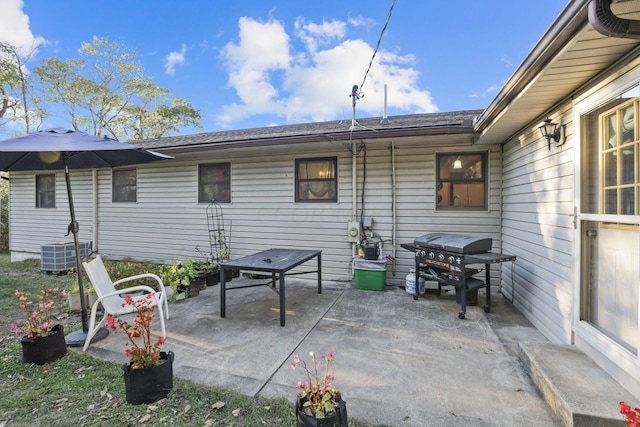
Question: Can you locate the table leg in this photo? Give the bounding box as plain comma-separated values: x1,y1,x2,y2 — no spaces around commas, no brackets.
220,267,226,318
317,253,322,294
459,279,467,320
280,272,286,326
484,264,491,313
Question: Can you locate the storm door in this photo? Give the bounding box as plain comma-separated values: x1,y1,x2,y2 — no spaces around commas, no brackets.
580,95,640,354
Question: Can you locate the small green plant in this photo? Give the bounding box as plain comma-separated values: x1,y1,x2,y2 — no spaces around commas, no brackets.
159,259,208,291
68,282,95,294
290,351,340,419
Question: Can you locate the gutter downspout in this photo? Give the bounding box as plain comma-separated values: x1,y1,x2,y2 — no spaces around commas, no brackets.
92,169,98,254
351,140,357,277
589,0,640,39
390,141,396,275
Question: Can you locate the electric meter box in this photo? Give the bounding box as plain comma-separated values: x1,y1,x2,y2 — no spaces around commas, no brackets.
347,221,360,242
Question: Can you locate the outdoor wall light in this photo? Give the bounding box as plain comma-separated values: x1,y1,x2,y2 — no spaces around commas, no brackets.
539,118,566,150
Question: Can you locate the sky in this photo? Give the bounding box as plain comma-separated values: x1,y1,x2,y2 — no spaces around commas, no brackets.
2,0,569,135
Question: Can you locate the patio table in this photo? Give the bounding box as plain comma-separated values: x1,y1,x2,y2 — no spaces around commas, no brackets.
219,248,322,326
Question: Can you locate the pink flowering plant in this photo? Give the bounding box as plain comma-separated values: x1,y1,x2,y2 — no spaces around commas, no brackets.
290,350,340,418
621,401,640,427
11,288,68,338
105,294,165,369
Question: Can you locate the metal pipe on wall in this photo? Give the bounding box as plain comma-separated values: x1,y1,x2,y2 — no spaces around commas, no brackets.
351,140,357,277
391,141,397,274
92,169,98,253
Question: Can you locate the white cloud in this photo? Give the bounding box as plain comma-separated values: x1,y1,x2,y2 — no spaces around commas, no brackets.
165,44,187,76
0,0,45,57
217,16,436,128
294,18,346,54
347,15,376,29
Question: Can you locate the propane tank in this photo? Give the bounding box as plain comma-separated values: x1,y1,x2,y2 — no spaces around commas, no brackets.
406,268,416,294
405,268,425,295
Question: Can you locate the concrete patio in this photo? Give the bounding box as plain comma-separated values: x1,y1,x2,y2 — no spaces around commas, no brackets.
80,275,633,426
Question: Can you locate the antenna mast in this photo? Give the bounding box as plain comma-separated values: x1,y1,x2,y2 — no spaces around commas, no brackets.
349,84,362,130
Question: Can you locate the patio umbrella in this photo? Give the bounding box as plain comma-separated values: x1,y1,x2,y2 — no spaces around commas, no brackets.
0,128,172,347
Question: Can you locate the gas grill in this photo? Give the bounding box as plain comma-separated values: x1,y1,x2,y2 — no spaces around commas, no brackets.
402,233,516,319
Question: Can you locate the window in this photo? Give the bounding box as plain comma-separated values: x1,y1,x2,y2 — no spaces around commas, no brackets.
199,163,231,203
112,168,137,203
600,98,639,215
436,152,487,210
295,157,337,202
36,174,55,208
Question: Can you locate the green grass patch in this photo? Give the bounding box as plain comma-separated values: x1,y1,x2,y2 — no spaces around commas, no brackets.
0,253,383,427
0,345,296,426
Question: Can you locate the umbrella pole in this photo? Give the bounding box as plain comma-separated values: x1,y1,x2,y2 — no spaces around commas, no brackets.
62,161,108,347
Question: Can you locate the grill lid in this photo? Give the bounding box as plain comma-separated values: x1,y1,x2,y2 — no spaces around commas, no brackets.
414,233,492,254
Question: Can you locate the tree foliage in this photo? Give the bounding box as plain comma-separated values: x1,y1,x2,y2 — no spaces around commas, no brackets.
0,42,43,133
0,175,8,250
0,43,21,120
34,36,201,141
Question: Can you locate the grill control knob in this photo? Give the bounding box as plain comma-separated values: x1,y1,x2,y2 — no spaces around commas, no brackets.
419,250,426,257
438,254,445,261
448,255,456,264
428,252,435,259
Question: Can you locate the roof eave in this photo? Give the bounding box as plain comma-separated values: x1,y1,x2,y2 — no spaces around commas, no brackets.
473,0,591,134
156,125,477,154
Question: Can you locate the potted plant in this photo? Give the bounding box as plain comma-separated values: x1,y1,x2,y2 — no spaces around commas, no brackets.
620,401,639,426
105,293,174,405
11,288,68,365
67,283,97,312
160,260,203,299
290,351,348,427
195,245,221,286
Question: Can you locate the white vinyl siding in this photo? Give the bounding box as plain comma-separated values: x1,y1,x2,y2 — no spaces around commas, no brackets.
501,104,575,345
9,138,504,286
9,170,95,258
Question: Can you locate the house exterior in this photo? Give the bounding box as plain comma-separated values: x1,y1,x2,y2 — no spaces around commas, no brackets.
6,0,640,400
471,0,640,399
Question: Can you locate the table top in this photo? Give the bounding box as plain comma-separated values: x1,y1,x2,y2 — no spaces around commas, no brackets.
220,248,321,273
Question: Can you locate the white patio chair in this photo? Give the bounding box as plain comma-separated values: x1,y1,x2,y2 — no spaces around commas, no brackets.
81,255,170,351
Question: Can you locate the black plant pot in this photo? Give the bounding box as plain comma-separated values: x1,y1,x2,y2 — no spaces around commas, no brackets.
223,267,234,282
295,396,348,427
192,275,207,291
122,351,174,405
206,269,220,286
21,324,67,365
178,284,200,298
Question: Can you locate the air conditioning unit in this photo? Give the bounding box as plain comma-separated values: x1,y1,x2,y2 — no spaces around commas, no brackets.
41,241,92,273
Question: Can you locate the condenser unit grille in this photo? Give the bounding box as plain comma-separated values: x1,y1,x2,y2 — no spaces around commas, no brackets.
41,241,92,273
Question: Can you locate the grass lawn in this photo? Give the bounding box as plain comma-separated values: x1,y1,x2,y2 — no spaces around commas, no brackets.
0,253,382,426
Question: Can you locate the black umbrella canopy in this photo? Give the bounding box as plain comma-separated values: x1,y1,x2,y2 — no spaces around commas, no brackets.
0,127,172,347
0,127,171,171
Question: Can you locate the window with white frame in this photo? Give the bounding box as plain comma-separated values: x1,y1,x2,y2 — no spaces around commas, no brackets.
36,174,55,208
112,168,137,203
295,157,337,202
199,163,231,203
600,98,639,215
436,152,487,210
